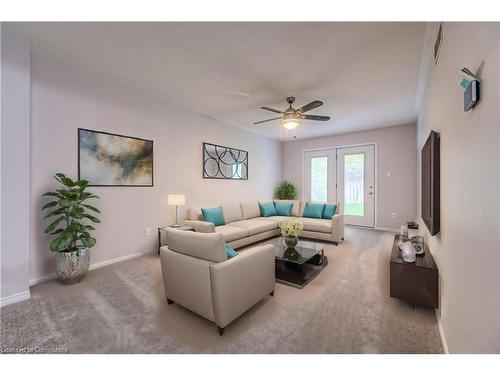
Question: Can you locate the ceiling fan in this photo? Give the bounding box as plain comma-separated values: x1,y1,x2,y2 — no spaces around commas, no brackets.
254,97,331,129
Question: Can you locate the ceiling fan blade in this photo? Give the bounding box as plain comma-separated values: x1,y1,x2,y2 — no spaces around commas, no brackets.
260,106,283,114
253,116,282,124
297,100,323,113
301,114,331,121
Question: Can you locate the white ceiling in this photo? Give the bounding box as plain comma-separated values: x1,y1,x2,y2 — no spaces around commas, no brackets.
9,22,426,140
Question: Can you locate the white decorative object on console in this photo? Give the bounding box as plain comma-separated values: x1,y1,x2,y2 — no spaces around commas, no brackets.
400,241,417,263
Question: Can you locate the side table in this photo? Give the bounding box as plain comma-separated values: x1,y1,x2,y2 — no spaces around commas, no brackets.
158,225,195,254
389,234,438,308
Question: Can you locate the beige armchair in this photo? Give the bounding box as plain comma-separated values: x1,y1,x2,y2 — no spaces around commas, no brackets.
160,228,275,335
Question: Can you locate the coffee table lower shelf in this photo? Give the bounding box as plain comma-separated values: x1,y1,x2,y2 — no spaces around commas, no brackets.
275,252,328,289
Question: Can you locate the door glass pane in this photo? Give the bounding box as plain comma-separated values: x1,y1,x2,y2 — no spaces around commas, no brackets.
310,157,328,202
344,154,364,216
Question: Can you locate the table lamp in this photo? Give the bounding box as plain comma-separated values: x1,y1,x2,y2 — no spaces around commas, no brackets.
168,194,185,227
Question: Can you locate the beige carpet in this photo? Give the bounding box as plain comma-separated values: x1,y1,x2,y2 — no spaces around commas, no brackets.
0,227,443,354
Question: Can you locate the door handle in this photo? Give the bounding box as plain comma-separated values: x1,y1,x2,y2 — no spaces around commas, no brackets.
369,192,373,195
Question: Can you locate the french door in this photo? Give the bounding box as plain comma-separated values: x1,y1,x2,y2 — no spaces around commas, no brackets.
337,145,375,227
304,145,375,227
304,149,337,203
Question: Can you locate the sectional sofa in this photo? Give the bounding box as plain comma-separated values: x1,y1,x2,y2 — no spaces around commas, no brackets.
181,200,344,249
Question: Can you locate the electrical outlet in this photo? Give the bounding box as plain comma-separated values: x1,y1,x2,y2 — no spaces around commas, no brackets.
145,227,151,236
391,212,397,218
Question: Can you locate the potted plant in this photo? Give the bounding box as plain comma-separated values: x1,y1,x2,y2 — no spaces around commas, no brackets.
280,219,303,249
42,173,100,283
275,180,297,200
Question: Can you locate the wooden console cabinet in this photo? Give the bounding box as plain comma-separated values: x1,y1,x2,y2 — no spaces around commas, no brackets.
390,234,438,308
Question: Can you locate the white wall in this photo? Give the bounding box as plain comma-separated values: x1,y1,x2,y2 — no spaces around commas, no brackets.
281,123,417,229
0,26,31,304
30,54,281,282
417,22,500,353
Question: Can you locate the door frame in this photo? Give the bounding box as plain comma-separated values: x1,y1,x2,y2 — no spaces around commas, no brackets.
301,142,378,228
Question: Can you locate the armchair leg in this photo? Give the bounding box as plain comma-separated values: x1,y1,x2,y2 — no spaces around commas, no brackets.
167,298,174,305
269,290,274,297
217,326,224,336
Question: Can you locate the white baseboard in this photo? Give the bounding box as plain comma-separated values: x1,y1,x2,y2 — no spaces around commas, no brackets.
435,309,449,354
29,273,57,286
374,226,400,233
29,249,156,286
1,290,31,307
88,249,155,271
346,224,399,233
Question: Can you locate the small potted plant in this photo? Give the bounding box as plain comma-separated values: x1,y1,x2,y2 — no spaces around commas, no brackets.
42,173,100,283
280,219,304,249
275,180,297,200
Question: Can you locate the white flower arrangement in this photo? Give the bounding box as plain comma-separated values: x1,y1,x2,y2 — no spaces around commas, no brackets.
280,219,304,237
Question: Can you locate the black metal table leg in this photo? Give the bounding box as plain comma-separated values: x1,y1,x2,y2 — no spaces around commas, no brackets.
158,228,161,254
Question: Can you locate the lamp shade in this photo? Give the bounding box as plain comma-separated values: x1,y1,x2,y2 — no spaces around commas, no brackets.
167,194,185,206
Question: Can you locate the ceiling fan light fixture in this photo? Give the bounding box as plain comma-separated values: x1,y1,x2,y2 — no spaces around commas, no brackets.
254,97,330,127
282,119,299,130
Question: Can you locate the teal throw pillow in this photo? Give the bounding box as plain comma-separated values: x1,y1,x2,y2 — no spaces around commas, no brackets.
323,204,338,219
303,203,325,219
274,202,293,216
259,201,277,217
224,243,238,259
201,206,225,226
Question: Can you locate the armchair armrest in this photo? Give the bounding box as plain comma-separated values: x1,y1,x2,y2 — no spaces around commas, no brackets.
209,244,275,328
331,214,344,243
180,219,215,233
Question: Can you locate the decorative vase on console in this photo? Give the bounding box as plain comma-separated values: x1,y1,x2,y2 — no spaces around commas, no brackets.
280,219,303,249
400,241,417,263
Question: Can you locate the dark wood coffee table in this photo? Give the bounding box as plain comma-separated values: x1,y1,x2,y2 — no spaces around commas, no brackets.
268,237,328,289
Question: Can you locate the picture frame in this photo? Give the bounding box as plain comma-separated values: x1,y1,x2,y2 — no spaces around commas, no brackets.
78,128,154,187
202,142,248,180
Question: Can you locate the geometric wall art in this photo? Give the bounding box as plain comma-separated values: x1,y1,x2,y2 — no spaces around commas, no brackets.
202,142,248,180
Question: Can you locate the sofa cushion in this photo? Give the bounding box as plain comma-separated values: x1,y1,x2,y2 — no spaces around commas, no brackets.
323,203,338,219
303,203,325,219
221,203,244,224
165,228,227,262
259,201,277,217
224,243,238,259
240,201,261,220
298,217,332,233
274,202,293,216
229,219,277,236
201,207,225,226
300,201,339,217
215,225,249,242
274,200,301,217
260,216,292,226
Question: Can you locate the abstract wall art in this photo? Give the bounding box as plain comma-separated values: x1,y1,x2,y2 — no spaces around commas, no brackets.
78,128,153,186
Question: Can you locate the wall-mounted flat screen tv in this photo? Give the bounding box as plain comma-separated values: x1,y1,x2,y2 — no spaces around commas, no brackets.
421,130,440,236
